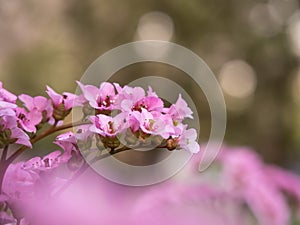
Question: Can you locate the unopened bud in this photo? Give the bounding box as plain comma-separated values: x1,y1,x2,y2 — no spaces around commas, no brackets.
101,136,120,149
53,103,70,121
166,138,177,151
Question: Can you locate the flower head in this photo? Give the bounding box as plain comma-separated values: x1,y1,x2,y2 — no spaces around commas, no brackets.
89,113,128,137
115,84,163,113
164,94,193,121
78,81,116,111
169,124,200,153
132,108,174,139
46,86,79,121
0,112,31,148
0,82,17,103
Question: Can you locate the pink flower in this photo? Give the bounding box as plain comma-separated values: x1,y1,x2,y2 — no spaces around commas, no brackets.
89,113,128,137
54,131,77,155
219,148,290,225
3,162,40,200
114,83,145,106
132,183,244,225
0,81,17,103
46,86,78,111
266,165,300,218
132,108,174,139
19,94,52,119
16,107,43,133
164,94,193,121
22,151,68,171
0,114,31,148
116,84,163,113
173,124,200,153
78,81,116,111
54,132,83,170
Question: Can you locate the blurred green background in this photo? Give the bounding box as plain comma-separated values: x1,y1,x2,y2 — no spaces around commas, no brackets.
1,0,300,169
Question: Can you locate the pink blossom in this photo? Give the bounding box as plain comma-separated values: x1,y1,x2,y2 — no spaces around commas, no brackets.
78,81,116,111
116,85,164,113
0,114,31,148
89,113,128,137
173,124,200,153
19,94,52,119
0,106,16,117
54,131,78,155
132,183,244,225
46,86,78,110
54,132,83,169
164,94,193,121
0,100,17,110
3,162,40,201
220,148,290,225
22,151,69,171
0,81,17,103
114,83,145,106
266,165,300,218
132,108,174,139
0,211,15,224
16,107,42,133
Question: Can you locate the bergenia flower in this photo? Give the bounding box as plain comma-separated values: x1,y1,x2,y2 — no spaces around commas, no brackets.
114,83,145,105
54,131,77,154
23,151,69,171
220,148,290,225
172,124,200,153
0,211,15,224
19,94,53,120
89,113,128,137
46,86,78,111
54,132,82,169
46,86,79,121
132,108,174,139
164,94,193,121
115,84,163,113
133,183,244,225
0,81,17,103
266,165,300,218
78,81,116,111
0,114,31,148
16,107,43,133
0,106,16,117
3,162,40,200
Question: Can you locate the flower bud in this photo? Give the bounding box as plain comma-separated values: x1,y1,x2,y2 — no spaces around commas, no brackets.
53,103,70,121
101,136,120,149
166,138,177,151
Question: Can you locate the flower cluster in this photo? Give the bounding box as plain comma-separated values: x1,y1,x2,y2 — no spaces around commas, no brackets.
0,81,200,224
78,82,200,153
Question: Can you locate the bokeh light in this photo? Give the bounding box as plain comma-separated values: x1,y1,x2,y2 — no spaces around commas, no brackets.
248,3,283,37
287,11,300,57
292,67,300,103
219,60,257,99
135,11,174,41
